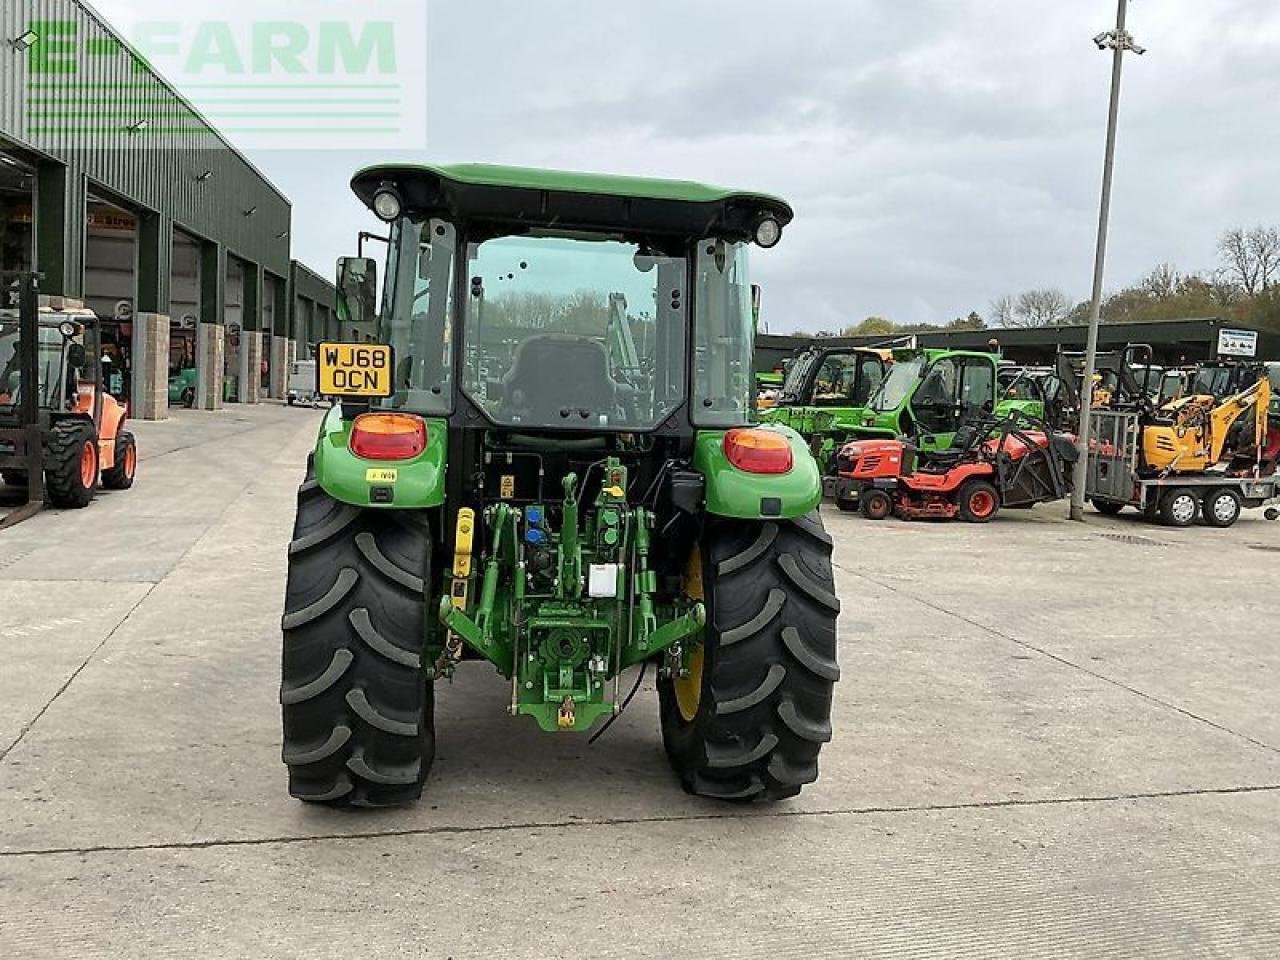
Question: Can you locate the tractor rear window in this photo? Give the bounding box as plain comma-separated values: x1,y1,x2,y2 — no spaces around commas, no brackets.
460,232,687,431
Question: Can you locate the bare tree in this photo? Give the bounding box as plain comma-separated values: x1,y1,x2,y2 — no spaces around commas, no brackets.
1141,263,1179,299
1012,288,1072,327
987,295,1016,328
1218,226,1280,296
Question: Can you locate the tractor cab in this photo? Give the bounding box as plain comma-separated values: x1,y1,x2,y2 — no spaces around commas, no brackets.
758,344,889,474
856,347,1002,451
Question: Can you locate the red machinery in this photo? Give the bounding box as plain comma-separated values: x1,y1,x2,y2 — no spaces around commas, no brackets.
833,414,1077,523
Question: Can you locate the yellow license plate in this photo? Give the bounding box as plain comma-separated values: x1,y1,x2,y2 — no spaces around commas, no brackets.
365,468,398,484
316,342,394,397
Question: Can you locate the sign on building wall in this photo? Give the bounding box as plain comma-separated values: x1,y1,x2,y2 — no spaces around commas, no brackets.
1217,328,1258,358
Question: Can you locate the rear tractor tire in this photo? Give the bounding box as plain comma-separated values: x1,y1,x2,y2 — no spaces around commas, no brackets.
44,420,98,509
102,431,137,490
281,468,435,807
659,511,840,801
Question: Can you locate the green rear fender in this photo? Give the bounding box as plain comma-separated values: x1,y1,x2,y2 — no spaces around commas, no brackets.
693,425,821,520
312,405,448,508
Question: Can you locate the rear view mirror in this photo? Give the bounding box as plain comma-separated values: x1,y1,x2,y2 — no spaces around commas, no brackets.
336,256,378,331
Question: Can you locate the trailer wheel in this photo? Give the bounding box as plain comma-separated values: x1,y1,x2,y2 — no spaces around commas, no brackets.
958,480,1000,523
1091,498,1125,516
1202,487,1242,528
1158,488,1199,528
659,512,840,801
281,466,434,807
102,431,136,490
860,489,893,521
44,420,98,509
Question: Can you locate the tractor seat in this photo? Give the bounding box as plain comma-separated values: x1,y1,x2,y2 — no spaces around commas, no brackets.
501,334,617,425
914,421,985,469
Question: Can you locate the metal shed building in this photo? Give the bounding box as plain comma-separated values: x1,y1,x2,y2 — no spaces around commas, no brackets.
0,0,336,417
757,318,1280,374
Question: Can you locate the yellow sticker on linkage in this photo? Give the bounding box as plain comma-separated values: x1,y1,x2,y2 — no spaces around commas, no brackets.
366,469,399,484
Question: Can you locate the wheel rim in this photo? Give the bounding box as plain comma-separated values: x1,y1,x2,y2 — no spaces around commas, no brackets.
969,489,996,517
79,442,96,489
674,645,704,722
124,443,136,479
870,494,891,518
1212,495,1237,524
1171,495,1196,524
675,546,705,722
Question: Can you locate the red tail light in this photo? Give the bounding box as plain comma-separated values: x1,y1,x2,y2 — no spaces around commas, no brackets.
349,413,427,461
724,428,794,475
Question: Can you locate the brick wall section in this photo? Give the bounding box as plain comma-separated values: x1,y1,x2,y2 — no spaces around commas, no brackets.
198,323,225,410
131,313,170,421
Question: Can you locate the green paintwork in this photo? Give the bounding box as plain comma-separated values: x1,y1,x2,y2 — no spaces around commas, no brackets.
352,162,792,215
757,347,887,474
311,405,448,509
166,367,196,404
693,426,822,519
851,348,1044,453
436,461,705,732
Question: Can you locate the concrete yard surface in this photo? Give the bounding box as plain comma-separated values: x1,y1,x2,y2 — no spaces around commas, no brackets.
1,403,1278,958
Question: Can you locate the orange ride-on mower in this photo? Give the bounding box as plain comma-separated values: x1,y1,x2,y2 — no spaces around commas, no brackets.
0,272,136,514
832,413,1077,523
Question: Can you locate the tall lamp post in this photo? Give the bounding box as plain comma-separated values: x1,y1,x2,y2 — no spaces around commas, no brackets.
1069,0,1145,521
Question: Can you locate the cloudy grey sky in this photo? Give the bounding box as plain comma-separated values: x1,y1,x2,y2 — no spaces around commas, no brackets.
96,0,1280,332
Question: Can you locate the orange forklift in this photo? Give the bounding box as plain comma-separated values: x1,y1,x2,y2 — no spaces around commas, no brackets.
0,272,136,525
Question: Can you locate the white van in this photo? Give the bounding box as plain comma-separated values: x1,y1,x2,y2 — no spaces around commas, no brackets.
287,360,321,406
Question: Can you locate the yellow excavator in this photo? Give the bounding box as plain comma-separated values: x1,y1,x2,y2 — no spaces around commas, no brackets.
1142,376,1272,474
1088,373,1279,527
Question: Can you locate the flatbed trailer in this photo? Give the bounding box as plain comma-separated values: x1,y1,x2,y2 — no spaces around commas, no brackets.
1086,409,1280,527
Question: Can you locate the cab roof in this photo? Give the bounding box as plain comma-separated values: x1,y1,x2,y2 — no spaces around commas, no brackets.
350,163,793,240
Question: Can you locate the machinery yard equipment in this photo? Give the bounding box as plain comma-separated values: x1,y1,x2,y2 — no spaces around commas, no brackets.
833,412,1077,522
1087,374,1278,527
167,366,197,408
851,347,1042,453
0,272,136,521
280,164,840,807
758,344,889,473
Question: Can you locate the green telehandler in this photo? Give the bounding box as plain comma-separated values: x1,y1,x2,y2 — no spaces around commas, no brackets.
281,164,841,807
758,344,889,476
851,347,1045,451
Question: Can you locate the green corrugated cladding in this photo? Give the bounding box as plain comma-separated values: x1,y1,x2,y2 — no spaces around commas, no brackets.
290,259,337,346
0,0,292,311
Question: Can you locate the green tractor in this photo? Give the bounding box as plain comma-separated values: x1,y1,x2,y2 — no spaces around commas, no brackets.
852,347,1044,452
280,164,841,807
758,345,889,475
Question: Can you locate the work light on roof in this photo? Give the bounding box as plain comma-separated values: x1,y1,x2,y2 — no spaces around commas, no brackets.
372,187,403,222
753,214,783,249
